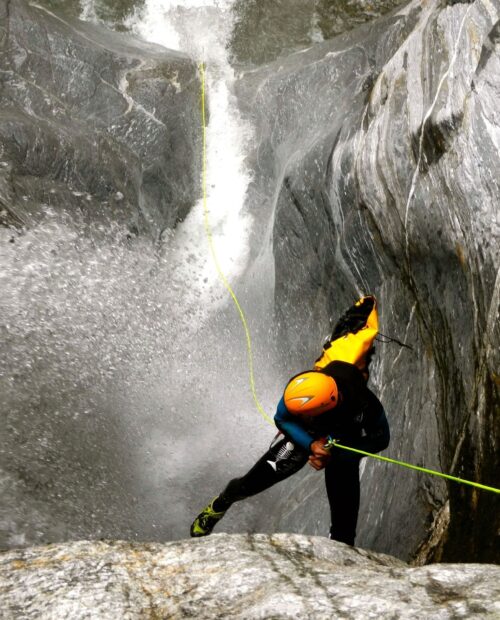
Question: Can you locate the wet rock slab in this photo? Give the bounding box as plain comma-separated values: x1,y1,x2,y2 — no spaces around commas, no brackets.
1,533,499,619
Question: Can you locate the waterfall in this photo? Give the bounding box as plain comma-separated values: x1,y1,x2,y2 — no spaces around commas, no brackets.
127,0,254,297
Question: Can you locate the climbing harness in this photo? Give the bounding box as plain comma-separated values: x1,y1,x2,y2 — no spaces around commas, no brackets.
198,63,499,496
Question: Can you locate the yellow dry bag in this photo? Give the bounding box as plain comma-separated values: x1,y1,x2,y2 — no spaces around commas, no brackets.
314,295,378,378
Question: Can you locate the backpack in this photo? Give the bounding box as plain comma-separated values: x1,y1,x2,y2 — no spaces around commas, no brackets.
313,295,378,379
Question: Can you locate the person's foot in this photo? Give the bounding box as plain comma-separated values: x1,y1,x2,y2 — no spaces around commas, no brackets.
190,497,227,537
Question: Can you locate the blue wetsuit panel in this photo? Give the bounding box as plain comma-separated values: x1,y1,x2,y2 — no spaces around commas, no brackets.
274,397,314,452
274,392,390,455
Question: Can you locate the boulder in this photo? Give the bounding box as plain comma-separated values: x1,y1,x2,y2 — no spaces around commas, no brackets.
0,534,499,619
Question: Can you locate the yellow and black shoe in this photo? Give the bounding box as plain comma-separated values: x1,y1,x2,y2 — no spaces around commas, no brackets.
190,497,227,537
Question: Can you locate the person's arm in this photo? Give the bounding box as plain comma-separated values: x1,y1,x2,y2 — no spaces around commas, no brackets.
274,397,314,452
348,389,390,454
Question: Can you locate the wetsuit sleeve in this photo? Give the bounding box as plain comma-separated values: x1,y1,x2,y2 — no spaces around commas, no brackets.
349,389,390,454
274,397,314,452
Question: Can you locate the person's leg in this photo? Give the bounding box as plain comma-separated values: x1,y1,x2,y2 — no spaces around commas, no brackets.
216,436,309,510
324,451,361,545
191,436,309,536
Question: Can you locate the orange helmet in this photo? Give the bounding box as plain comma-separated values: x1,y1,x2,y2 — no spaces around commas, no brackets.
284,371,339,416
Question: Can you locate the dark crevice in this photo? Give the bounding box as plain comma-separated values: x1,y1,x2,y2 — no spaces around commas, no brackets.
415,111,464,173
474,19,500,78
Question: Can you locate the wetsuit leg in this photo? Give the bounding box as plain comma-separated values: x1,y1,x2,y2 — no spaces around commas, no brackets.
215,436,309,511
324,450,361,546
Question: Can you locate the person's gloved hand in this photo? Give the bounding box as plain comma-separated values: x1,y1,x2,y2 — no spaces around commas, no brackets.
308,439,331,470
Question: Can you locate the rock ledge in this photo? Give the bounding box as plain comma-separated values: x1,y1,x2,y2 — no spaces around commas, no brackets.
1,533,499,618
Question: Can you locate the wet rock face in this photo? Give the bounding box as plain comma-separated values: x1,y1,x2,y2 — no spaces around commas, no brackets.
239,0,500,562
1,534,499,619
229,0,405,66
0,0,201,237
34,0,144,26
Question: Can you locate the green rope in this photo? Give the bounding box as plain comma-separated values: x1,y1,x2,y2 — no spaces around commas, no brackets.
325,438,500,495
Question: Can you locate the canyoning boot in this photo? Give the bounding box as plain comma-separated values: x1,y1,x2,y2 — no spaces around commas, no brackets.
190,497,227,537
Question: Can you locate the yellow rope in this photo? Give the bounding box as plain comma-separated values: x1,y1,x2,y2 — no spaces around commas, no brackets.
198,62,272,425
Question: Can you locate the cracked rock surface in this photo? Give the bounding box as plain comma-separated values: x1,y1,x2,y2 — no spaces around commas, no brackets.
0,0,201,236
1,534,499,619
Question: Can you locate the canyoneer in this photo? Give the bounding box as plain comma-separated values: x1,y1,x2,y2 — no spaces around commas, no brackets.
190,295,390,546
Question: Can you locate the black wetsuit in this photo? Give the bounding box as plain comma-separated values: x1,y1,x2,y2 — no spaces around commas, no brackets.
215,362,390,545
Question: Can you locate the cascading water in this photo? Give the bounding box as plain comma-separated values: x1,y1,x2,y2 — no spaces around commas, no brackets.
127,0,254,306
0,0,282,549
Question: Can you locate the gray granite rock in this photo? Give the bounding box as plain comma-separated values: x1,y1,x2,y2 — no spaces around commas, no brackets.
237,0,500,562
34,0,142,26
229,0,405,66
0,0,201,237
0,534,499,619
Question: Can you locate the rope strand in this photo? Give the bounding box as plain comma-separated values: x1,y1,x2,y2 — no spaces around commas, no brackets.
376,332,414,350
199,62,272,425
325,439,500,494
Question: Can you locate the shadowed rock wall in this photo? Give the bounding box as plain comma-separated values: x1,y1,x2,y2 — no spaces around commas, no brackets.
238,0,500,562
0,0,201,237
